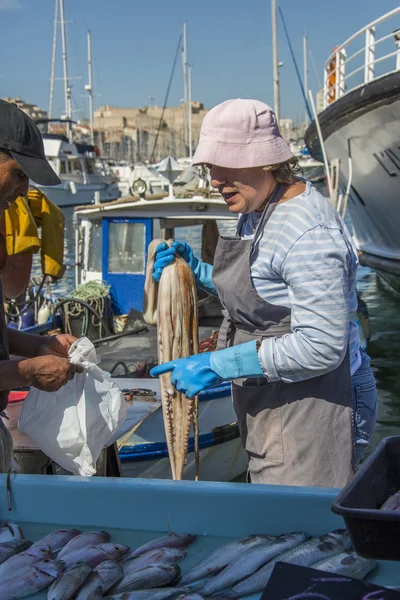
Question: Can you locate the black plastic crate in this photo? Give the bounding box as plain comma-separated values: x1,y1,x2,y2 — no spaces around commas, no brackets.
331,436,400,560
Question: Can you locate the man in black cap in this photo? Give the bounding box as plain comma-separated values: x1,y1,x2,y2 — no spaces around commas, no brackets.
0,99,83,472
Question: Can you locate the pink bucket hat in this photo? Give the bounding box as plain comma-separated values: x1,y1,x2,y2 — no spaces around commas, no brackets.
192,98,293,168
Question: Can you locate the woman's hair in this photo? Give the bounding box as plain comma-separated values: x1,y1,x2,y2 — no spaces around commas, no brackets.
263,156,301,184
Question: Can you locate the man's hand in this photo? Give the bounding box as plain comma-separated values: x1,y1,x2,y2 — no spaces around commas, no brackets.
19,355,83,392
39,334,78,358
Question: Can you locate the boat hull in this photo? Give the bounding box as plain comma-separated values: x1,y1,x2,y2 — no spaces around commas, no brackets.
35,182,120,207
305,71,400,288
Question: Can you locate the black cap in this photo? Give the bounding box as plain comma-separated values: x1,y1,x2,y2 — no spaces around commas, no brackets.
0,99,61,186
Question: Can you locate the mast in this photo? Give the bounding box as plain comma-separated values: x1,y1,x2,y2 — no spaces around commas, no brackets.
59,0,72,141
188,64,192,159
271,0,280,123
48,0,58,119
303,34,309,127
182,21,189,157
86,28,94,144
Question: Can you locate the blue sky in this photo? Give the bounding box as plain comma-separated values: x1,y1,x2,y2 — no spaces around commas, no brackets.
0,0,398,124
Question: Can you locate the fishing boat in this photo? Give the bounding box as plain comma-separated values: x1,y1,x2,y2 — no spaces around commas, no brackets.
305,8,400,290
34,133,121,208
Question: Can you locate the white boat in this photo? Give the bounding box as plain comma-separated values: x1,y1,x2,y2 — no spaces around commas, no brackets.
109,161,171,198
34,134,121,207
305,8,400,290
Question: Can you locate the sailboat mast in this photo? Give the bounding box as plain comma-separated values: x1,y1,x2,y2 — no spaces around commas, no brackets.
271,0,280,123
182,21,189,157
49,0,58,119
86,28,94,144
303,35,309,127
188,64,192,159
59,0,71,141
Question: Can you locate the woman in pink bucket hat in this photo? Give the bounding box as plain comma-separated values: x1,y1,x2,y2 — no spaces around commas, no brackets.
151,99,377,488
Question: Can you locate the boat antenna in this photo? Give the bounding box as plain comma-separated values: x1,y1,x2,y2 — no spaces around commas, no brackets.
59,0,72,142
48,0,58,119
271,0,280,123
278,6,312,123
150,33,182,163
85,28,94,144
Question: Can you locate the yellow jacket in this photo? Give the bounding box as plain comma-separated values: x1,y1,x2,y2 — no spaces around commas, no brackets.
4,188,65,279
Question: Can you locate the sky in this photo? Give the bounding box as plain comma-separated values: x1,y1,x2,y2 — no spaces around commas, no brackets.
0,0,398,124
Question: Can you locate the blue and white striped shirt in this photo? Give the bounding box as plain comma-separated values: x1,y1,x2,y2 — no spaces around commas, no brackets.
238,181,361,382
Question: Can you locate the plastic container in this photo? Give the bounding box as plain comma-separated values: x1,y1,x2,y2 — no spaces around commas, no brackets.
331,436,400,560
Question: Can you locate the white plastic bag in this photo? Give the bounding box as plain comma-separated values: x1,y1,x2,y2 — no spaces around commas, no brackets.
18,337,126,476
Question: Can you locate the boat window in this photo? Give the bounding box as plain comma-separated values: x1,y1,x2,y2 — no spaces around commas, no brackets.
70,159,83,175
59,160,68,175
85,159,96,175
87,220,102,272
108,221,145,274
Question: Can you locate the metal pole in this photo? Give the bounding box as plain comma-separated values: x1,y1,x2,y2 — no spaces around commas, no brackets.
182,21,188,156
308,89,333,196
87,28,94,144
303,35,309,127
59,0,71,141
188,64,192,159
49,0,58,119
271,0,280,123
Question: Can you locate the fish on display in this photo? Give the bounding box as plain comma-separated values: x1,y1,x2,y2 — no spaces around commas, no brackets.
62,543,129,568
31,529,80,554
105,588,189,600
176,595,204,600
84,587,103,600
380,490,400,511
1,558,65,600
199,532,307,596
110,564,180,594
0,544,51,576
75,560,124,599
0,539,32,565
227,529,352,598
0,520,24,542
123,548,187,575
128,533,196,559
58,531,111,558
312,551,378,579
179,535,275,585
47,562,92,600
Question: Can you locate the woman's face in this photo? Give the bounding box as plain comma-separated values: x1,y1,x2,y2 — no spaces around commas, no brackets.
209,165,275,214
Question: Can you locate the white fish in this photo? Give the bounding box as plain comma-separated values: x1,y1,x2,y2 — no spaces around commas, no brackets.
62,543,130,568
105,589,189,600
111,564,180,594
75,560,124,599
47,563,92,600
123,548,186,576
0,540,32,565
1,558,65,600
0,544,51,577
312,550,377,579
0,520,24,542
31,529,80,554
179,535,274,584
58,531,110,558
128,533,195,559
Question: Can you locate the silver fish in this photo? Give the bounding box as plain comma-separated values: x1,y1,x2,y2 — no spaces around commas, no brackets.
228,529,352,598
62,543,130,568
312,550,377,579
177,595,204,600
111,564,180,594
123,548,187,575
58,531,110,558
1,558,65,600
32,529,80,554
129,533,196,559
0,520,24,542
199,532,307,596
105,588,189,600
0,540,32,565
47,563,92,600
75,560,124,599
381,491,400,511
0,544,51,577
179,535,274,584
85,587,103,600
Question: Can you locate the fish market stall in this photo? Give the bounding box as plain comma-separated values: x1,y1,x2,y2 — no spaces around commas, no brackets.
0,475,399,598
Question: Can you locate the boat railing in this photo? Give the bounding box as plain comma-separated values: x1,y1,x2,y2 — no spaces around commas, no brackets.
323,7,400,109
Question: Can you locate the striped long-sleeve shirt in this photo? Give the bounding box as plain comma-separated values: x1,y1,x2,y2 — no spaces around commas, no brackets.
238,181,361,382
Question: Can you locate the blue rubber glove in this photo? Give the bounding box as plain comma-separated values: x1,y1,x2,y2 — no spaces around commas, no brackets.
150,340,264,398
152,241,217,296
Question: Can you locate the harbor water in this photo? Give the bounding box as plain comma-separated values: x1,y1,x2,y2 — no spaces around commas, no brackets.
39,207,400,461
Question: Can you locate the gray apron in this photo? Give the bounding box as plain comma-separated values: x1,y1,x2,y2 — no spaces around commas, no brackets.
212,184,354,487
